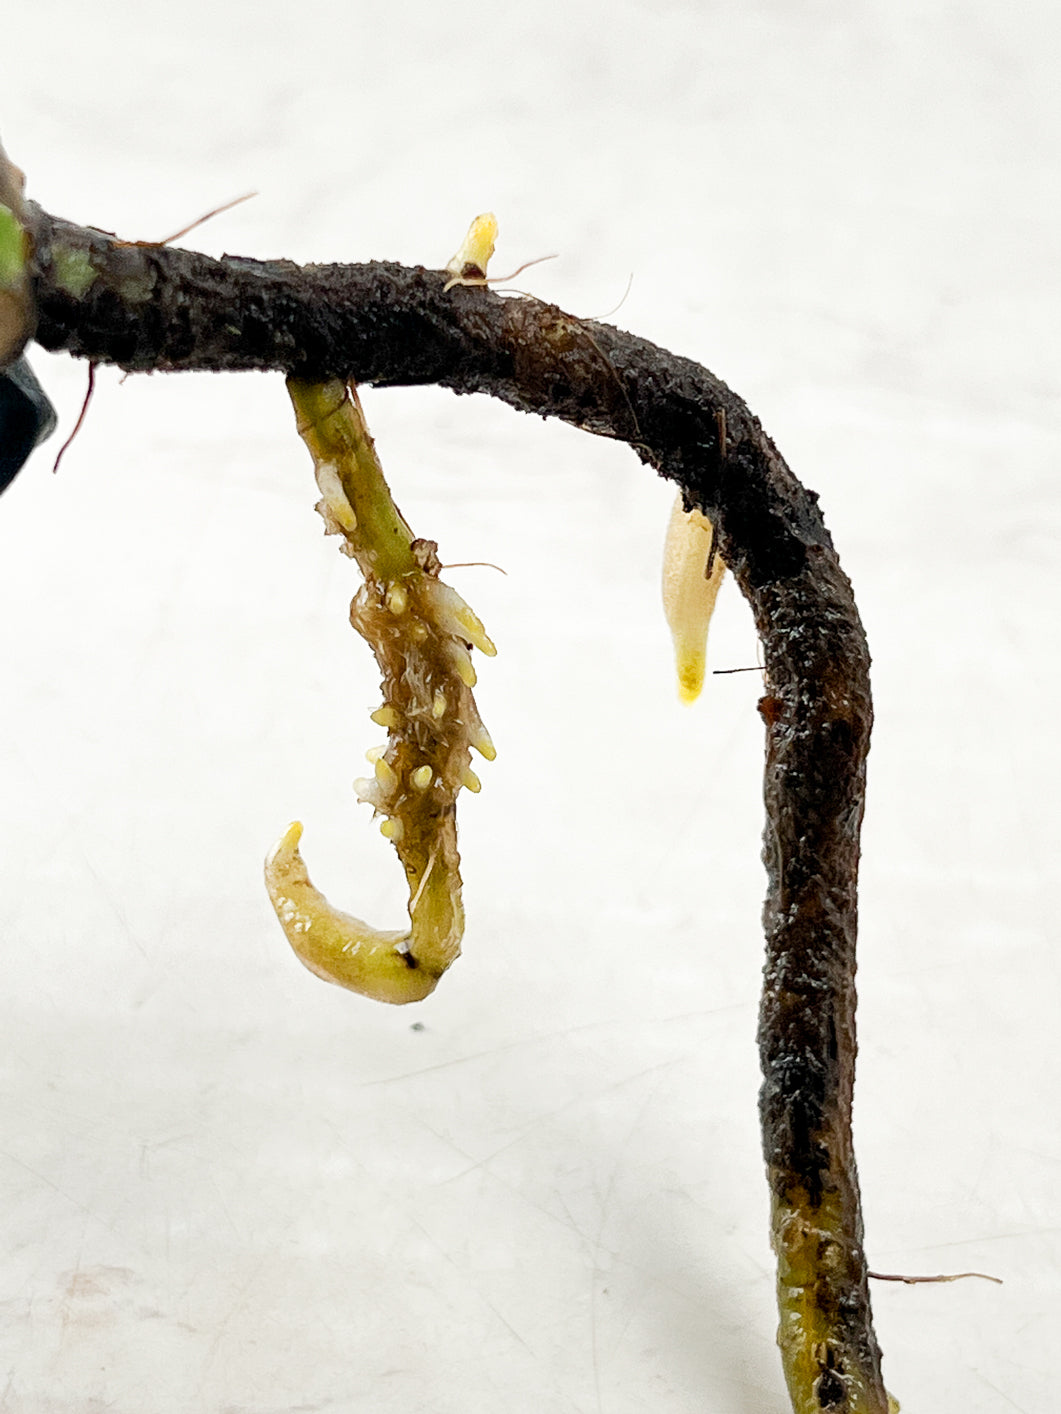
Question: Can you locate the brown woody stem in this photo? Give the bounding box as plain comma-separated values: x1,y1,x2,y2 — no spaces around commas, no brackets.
23,204,887,1412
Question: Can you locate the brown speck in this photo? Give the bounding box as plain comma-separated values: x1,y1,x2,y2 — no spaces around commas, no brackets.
758,694,784,726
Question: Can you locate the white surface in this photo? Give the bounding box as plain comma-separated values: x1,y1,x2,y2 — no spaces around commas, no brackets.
0,3,1057,1410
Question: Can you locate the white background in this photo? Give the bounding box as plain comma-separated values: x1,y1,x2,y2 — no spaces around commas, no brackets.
0,2,1057,1410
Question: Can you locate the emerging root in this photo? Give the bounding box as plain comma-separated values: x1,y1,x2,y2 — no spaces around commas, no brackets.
441,210,556,293
444,212,498,289
265,377,495,1003
661,493,726,703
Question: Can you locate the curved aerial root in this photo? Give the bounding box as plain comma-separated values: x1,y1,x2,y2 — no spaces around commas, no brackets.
264,377,495,1004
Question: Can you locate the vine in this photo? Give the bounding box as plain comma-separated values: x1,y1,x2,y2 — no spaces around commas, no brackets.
2,137,895,1414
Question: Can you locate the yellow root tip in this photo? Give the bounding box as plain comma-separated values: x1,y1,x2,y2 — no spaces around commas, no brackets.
374,757,398,793
472,727,497,762
385,583,408,615
445,212,498,280
677,657,706,704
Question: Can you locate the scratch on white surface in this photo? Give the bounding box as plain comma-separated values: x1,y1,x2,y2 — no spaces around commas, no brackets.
437,1056,683,1188
196,1257,271,1396
411,1113,621,1256
911,1228,1060,1251
359,1014,645,1088
0,1149,113,1231
589,1070,679,1414
973,1370,1031,1413
408,1215,538,1359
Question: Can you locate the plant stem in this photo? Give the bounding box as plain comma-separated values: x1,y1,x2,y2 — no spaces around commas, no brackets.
24,204,889,1412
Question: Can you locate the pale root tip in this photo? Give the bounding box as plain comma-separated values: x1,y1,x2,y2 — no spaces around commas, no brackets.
272,819,303,856
313,462,357,533
374,757,398,793
461,610,497,656
385,583,408,615
353,776,382,807
446,212,498,278
677,658,705,704
265,820,305,878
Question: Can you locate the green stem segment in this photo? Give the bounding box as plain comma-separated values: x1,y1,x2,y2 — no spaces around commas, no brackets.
287,377,417,583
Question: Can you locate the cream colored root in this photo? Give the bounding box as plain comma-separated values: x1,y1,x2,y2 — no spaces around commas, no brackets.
661,493,727,703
